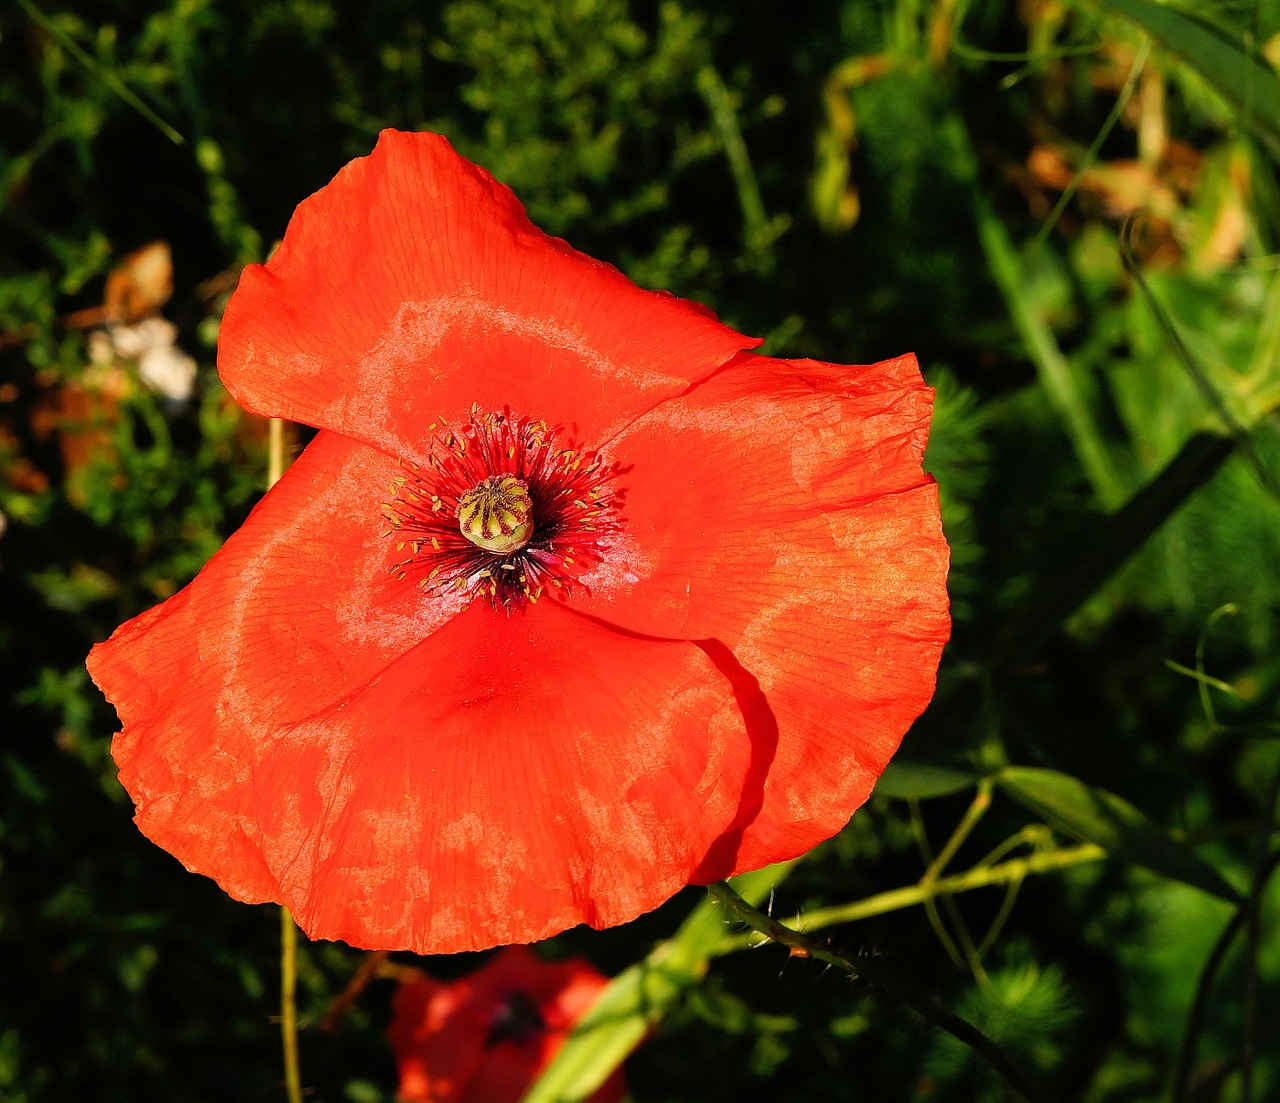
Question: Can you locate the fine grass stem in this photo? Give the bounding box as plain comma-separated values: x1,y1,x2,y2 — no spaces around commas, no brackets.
1032,40,1149,247
17,0,184,145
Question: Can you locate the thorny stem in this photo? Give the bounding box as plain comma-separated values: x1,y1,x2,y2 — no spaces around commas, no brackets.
708,882,1045,1103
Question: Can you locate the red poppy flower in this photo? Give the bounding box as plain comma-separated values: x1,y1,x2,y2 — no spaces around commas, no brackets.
387,946,623,1103
86,130,949,953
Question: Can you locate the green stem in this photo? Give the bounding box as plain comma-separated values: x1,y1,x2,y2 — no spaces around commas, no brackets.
718,842,1104,950
908,799,967,969
281,907,302,1103
267,418,286,488
696,65,778,256
928,781,994,880
270,421,299,1103
708,883,1044,1103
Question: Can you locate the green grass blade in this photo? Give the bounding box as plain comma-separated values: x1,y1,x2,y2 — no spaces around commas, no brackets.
17,0,184,145
1119,212,1280,502
876,761,980,800
1096,0,1280,160
998,767,1241,902
696,65,789,262
973,193,1128,507
519,862,795,1103
991,430,1236,665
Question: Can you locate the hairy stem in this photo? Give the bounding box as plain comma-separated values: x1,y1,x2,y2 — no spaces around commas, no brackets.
708,882,1044,1103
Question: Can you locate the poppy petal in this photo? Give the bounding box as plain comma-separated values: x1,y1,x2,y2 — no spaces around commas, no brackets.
87,430,465,904
390,978,487,1103
240,600,754,952
572,352,951,872
218,130,757,463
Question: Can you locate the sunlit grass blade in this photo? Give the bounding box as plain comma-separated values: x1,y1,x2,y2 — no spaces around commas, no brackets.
1032,40,1148,246
997,766,1241,902
973,193,1128,507
519,862,795,1103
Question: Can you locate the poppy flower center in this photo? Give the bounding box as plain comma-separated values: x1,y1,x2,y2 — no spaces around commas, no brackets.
486,990,546,1048
384,409,620,610
457,475,534,554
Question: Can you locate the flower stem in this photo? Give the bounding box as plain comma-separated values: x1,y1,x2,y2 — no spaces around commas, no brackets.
280,906,302,1103
708,882,1044,1103
268,417,301,1103
267,417,286,488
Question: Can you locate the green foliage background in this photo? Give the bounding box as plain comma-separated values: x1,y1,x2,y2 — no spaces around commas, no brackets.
2,0,1279,1100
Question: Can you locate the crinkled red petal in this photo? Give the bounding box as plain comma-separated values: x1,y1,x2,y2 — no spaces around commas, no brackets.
218,130,757,463
568,351,951,873
87,430,462,905
246,599,753,952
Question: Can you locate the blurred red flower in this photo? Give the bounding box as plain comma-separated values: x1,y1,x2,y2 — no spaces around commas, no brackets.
388,946,623,1103
86,130,949,953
